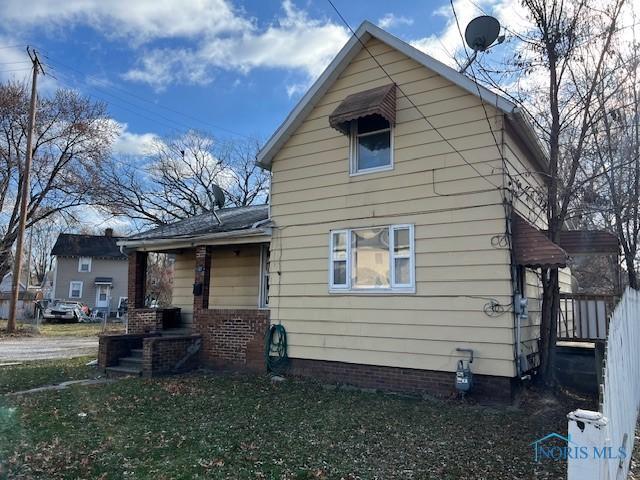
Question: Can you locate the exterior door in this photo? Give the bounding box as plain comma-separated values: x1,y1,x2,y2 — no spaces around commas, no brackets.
95,285,110,309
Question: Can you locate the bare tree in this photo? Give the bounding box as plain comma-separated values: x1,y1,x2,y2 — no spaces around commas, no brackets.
585,35,640,289
96,131,269,226
28,217,63,286
0,82,117,279
474,0,627,384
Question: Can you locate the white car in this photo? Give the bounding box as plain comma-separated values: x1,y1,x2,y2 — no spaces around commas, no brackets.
42,300,82,323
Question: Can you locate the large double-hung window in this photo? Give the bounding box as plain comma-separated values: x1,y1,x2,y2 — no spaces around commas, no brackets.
330,225,415,293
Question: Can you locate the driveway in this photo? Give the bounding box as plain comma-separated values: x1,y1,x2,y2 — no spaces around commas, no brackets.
0,336,98,362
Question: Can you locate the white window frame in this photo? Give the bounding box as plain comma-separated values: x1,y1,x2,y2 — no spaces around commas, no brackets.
329,230,350,290
78,256,92,273
329,224,415,294
349,119,394,176
69,281,83,299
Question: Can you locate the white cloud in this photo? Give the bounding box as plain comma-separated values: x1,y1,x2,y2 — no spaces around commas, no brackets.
0,0,349,91
123,1,350,90
378,13,414,30
1,0,250,43
410,0,528,68
111,121,158,156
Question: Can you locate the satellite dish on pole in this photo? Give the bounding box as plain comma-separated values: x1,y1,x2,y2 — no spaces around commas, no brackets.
210,184,225,225
459,15,505,73
211,184,226,209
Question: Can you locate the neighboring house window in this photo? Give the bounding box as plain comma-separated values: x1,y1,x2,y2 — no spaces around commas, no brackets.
350,116,393,174
69,281,83,299
329,225,414,292
259,245,270,308
78,256,92,272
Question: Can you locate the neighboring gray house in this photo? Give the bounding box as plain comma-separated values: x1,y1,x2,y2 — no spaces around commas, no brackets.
0,272,34,319
51,229,128,316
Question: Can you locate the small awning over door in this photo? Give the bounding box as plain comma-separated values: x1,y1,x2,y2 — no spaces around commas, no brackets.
512,213,568,268
94,277,113,285
329,84,396,135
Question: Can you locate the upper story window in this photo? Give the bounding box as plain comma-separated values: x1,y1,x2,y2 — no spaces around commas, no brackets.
330,224,415,293
350,116,393,174
328,83,397,176
78,256,92,273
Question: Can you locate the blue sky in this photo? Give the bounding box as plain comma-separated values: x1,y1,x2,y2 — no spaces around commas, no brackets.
0,0,513,153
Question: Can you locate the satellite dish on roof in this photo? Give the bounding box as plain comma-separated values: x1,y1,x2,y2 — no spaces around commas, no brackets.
211,184,225,209
459,15,505,73
210,184,225,226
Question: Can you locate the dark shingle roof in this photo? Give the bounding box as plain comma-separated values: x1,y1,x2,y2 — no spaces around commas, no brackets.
127,205,270,241
51,234,127,259
547,230,619,255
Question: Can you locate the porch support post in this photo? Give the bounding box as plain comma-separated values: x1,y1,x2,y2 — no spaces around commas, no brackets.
128,250,147,309
194,246,211,314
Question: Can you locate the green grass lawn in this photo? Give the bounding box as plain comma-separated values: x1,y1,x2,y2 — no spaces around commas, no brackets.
0,319,125,337
0,359,584,479
0,357,97,395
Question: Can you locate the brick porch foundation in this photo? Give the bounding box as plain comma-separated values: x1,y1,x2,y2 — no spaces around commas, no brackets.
194,308,270,371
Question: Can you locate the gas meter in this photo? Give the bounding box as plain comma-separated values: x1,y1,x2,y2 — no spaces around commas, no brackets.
455,348,474,394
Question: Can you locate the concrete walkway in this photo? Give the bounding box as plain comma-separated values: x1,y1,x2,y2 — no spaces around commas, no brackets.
0,336,98,362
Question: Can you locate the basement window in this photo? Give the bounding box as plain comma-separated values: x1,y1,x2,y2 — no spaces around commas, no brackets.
329,225,414,293
350,116,393,174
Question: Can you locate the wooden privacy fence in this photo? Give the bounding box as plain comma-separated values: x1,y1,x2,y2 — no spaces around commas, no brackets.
557,293,619,341
567,288,640,480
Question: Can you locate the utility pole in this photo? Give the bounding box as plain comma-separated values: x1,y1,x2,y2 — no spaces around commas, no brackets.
6,48,43,333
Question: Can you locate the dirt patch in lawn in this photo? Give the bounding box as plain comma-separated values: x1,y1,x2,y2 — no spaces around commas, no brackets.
0,363,598,479
0,320,125,338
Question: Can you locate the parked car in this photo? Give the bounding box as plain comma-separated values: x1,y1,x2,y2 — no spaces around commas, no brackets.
41,300,83,323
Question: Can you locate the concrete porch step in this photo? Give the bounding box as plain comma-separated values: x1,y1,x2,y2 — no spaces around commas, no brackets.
130,349,143,359
119,356,143,369
105,366,142,378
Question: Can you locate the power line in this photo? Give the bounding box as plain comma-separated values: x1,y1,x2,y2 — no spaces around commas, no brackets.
324,0,501,190
38,52,252,139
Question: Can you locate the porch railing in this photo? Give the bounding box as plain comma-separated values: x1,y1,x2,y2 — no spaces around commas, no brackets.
557,293,620,341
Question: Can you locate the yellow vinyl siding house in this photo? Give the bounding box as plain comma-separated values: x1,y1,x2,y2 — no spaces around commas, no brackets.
107,21,598,398
255,21,564,399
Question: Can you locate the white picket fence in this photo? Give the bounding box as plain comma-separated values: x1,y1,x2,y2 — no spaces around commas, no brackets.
568,287,640,480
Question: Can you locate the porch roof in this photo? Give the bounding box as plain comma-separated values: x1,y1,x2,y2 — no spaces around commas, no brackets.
119,205,270,249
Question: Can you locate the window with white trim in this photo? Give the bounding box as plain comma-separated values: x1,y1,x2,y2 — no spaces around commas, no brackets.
78,256,92,273
69,281,83,299
329,225,415,292
350,115,393,174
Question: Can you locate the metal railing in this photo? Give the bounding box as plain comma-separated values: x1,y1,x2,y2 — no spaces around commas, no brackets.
557,293,619,341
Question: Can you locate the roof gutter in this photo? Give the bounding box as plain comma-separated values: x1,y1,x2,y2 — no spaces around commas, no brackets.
118,227,271,251
506,108,550,175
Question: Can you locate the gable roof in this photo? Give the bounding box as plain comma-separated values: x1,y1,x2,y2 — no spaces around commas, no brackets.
124,205,270,242
257,20,547,172
0,272,25,293
51,233,127,259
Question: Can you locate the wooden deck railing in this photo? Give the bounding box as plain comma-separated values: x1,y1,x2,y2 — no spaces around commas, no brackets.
557,293,620,341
